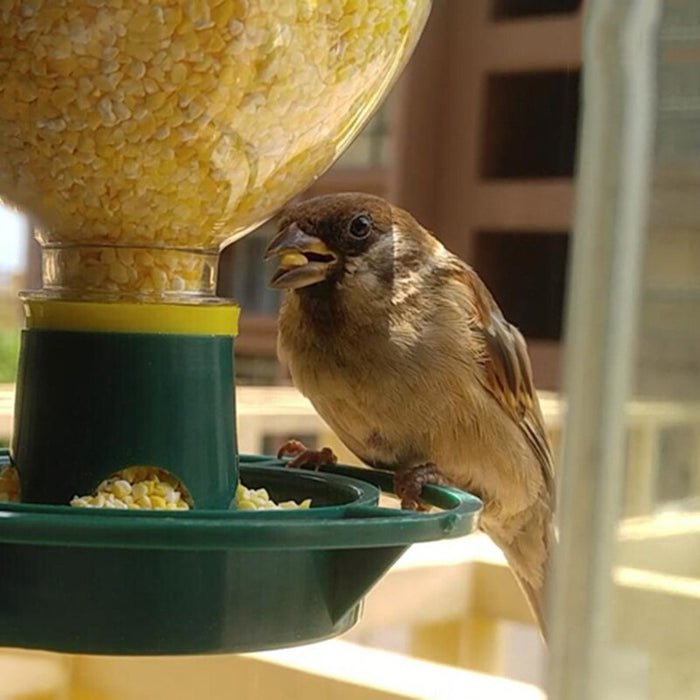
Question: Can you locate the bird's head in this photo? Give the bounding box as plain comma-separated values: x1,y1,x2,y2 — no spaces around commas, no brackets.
264,192,412,291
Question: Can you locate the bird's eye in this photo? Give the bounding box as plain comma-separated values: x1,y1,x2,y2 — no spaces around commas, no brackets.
348,213,372,239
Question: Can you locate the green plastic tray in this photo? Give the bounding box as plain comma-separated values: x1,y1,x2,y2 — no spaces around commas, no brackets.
0,451,481,655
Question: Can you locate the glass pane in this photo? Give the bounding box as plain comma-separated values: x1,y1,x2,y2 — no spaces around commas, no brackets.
333,98,394,169
218,221,281,317
612,1,700,698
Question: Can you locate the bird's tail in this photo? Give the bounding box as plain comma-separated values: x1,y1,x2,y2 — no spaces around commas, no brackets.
513,569,548,639
487,505,554,641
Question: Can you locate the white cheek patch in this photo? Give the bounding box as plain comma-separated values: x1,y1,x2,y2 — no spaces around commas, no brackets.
391,268,422,306
342,235,395,294
340,225,442,315
389,224,444,304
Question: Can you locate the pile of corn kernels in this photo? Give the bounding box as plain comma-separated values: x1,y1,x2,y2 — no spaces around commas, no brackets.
0,464,310,510
0,0,428,299
66,466,310,510
42,245,218,299
70,467,191,510
235,483,310,510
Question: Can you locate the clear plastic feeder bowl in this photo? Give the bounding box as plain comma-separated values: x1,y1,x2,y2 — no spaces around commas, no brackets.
0,0,432,303
0,0,484,657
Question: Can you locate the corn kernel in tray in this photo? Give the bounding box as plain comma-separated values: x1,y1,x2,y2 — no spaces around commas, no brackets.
0,465,21,503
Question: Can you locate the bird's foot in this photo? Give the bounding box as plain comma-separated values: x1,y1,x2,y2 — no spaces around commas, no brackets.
276,439,338,470
393,463,447,511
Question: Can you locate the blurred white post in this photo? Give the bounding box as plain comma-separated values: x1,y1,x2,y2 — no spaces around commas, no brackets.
547,1,662,700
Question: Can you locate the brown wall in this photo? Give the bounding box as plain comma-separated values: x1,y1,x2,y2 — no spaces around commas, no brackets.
230,0,585,390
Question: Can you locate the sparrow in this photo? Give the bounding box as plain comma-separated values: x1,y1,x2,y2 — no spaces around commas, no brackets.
264,192,555,636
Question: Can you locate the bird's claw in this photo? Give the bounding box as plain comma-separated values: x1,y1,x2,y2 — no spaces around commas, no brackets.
393,462,447,511
276,439,338,470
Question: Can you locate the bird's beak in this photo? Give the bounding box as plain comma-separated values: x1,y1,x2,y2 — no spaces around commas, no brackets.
264,223,338,289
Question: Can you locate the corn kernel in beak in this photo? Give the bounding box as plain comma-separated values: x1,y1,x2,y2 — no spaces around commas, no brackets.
280,251,309,268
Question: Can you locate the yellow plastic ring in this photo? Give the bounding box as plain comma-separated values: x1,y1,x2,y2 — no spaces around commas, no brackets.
23,299,240,336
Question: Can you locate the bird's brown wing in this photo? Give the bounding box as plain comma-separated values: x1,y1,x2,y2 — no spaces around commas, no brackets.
448,261,555,505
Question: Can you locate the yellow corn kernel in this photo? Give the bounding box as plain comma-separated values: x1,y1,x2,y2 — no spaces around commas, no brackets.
0,465,21,503
279,251,309,269
170,63,187,84
145,92,167,112
131,482,148,500
211,1,235,27
112,479,132,499
127,59,146,79
50,86,77,110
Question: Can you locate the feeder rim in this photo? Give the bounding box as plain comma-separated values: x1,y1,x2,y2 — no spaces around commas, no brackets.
0,451,482,551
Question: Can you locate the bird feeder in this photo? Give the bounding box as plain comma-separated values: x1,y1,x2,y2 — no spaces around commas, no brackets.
0,0,481,655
